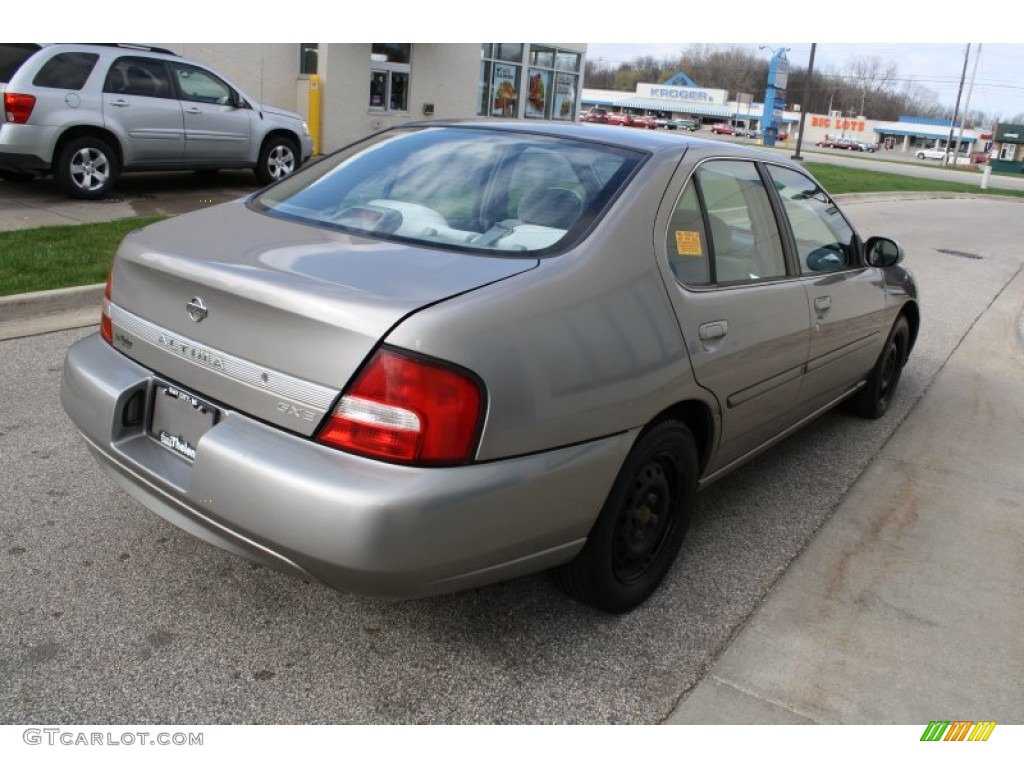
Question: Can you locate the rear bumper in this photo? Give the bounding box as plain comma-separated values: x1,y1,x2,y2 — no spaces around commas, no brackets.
0,123,58,171
61,334,634,598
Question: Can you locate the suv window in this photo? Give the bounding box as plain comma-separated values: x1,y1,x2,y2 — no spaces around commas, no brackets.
0,43,39,83
169,63,234,105
33,52,99,90
766,165,857,274
104,56,173,99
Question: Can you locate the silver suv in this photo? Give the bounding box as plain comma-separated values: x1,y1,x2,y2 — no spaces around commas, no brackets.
0,43,313,198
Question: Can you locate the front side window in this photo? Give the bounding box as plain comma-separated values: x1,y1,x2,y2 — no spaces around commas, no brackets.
369,44,410,112
170,63,233,105
103,57,173,99
766,165,857,274
33,52,98,90
253,127,644,256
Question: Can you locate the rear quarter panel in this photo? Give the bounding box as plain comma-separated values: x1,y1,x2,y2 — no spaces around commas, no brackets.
386,148,710,461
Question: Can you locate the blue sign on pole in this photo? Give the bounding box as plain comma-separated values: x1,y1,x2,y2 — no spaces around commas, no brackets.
762,48,789,147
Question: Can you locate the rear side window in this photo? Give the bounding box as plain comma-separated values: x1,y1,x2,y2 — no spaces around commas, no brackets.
669,160,787,285
104,57,173,99
0,43,40,83
33,52,99,90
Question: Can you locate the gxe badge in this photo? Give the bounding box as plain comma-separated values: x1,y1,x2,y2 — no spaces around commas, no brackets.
186,296,208,322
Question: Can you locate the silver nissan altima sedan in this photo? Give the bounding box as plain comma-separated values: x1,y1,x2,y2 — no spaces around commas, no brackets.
61,121,918,612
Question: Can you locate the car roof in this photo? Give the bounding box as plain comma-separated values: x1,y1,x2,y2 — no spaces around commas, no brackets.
401,119,787,162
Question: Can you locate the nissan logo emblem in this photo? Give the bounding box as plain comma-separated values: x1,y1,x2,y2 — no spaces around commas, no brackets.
186,297,208,322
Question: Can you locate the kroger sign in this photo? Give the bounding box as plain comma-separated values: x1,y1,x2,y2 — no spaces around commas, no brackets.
638,83,728,106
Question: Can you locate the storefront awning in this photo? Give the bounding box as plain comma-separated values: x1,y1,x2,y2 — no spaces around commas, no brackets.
612,96,733,118
875,121,979,141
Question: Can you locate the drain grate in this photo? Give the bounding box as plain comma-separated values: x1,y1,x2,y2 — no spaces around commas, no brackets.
936,248,983,260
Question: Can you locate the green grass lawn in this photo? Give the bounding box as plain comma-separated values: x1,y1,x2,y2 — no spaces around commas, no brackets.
804,162,1024,198
0,216,165,297
1,161,1021,297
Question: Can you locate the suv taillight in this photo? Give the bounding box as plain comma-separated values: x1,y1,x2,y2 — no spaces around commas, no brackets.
3,93,36,124
317,348,484,466
100,269,112,344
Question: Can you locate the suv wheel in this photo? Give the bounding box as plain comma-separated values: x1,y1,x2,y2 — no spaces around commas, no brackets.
256,136,299,185
56,137,119,199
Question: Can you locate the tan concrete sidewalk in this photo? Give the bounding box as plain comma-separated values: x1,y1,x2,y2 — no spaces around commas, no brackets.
669,267,1024,724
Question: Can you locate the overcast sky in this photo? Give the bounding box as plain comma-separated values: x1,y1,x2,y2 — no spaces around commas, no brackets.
16,3,1024,121
586,43,1024,121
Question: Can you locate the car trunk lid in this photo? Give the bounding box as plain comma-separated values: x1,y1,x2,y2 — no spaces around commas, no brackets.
109,200,538,435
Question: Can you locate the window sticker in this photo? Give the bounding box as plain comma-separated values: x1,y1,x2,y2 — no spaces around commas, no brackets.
674,230,703,257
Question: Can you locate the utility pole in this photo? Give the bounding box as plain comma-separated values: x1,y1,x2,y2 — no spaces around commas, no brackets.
943,44,971,166
954,43,981,164
792,43,816,160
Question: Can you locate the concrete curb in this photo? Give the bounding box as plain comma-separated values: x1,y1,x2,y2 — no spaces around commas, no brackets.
0,282,104,322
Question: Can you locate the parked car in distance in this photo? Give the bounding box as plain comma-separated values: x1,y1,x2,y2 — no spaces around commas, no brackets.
710,123,739,135
582,108,609,124
659,117,699,131
605,112,634,126
915,146,955,160
0,43,313,198
62,122,919,613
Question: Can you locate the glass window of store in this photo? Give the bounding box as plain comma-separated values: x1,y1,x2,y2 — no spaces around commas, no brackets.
370,44,410,112
299,44,318,76
479,44,581,121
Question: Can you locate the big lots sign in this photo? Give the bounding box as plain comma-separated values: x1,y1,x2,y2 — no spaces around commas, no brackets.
812,115,867,133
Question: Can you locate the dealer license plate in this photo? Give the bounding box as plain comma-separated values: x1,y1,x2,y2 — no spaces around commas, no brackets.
150,384,217,461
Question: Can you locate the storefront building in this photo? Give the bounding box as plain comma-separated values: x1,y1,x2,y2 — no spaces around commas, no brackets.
991,123,1024,173
158,43,586,155
581,83,986,158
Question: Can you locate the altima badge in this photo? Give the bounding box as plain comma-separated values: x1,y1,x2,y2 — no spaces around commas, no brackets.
186,297,208,322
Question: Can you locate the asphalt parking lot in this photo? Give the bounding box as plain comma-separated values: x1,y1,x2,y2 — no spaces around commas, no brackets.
2,186,1021,724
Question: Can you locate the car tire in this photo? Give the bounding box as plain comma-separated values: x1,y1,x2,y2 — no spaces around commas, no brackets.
55,136,119,199
916,152,925,159
553,420,698,613
846,316,910,419
256,136,300,185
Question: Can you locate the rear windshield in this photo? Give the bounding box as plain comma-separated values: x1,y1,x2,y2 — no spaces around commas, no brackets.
253,127,644,255
0,44,40,83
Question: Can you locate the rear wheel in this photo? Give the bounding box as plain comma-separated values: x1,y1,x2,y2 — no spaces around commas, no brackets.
553,421,698,613
847,316,910,419
56,136,119,199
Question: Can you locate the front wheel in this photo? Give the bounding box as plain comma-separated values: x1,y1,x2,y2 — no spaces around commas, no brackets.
846,316,910,419
55,136,119,199
255,136,300,185
553,421,698,613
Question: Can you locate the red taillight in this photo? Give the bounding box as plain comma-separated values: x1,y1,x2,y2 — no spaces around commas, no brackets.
317,349,484,466
100,269,112,344
3,93,36,124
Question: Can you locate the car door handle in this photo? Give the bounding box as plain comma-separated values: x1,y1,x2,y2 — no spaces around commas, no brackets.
814,296,832,313
698,321,729,341
185,106,202,114
108,99,130,107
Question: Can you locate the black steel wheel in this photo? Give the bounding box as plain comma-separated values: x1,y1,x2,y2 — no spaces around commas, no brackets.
553,420,698,613
847,315,910,419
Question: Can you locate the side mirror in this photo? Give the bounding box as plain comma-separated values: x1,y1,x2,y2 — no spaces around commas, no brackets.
865,236,903,268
